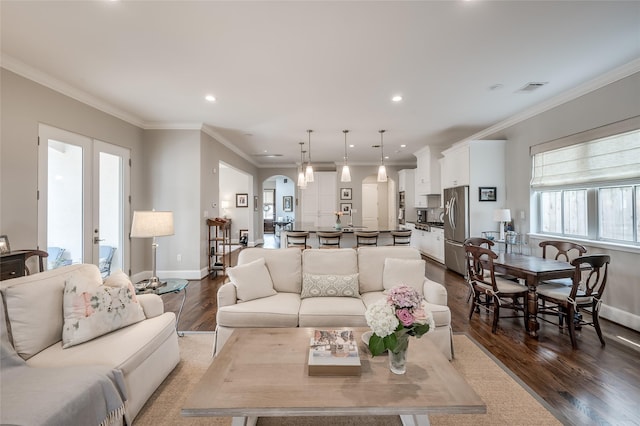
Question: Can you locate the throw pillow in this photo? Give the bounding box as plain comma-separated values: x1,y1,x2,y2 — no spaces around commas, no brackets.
382,258,426,296
62,270,146,349
227,257,277,302
301,273,360,299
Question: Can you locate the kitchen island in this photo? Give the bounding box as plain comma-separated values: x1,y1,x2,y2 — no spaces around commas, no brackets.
278,222,403,248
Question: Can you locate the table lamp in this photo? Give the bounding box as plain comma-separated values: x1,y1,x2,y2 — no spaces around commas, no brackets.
493,209,511,241
130,210,174,289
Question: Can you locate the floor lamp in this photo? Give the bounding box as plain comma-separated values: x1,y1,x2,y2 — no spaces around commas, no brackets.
131,210,174,289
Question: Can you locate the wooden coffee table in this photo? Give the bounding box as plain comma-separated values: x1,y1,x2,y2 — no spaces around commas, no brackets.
182,328,485,426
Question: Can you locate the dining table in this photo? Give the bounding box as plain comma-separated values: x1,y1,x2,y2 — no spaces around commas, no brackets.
491,252,576,337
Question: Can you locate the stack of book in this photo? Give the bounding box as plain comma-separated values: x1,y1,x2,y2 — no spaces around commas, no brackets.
307,329,361,376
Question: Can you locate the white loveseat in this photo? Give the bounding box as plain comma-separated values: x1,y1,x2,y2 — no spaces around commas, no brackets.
215,247,453,360
0,264,180,424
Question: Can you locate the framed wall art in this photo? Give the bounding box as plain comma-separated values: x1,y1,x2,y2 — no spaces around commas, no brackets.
340,203,352,214
479,187,497,202
283,196,293,212
340,188,352,200
236,193,249,208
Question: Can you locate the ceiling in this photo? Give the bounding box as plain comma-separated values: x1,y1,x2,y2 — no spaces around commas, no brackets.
2,1,639,167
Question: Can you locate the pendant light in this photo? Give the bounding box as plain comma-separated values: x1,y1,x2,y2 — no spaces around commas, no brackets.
377,129,388,182
297,142,307,189
305,129,315,183
341,130,351,182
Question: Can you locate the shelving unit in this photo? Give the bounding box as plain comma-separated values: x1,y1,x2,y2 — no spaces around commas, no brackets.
207,218,231,277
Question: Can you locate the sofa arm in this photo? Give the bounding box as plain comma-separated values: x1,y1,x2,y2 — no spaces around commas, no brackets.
423,278,448,306
137,294,165,318
218,282,238,307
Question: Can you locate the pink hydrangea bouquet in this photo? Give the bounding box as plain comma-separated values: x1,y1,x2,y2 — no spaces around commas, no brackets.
364,284,434,356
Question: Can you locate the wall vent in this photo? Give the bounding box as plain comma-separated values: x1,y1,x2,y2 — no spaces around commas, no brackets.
517,82,548,93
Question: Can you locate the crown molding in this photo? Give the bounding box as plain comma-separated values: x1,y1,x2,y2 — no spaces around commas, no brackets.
1,54,147,128
200,125,260,167
461,58,640,143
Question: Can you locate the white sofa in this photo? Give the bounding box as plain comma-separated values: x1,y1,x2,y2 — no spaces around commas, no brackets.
0,264,180,424
215,247,453,360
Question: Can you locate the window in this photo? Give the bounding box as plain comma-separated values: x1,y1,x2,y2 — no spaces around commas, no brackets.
531,122,640,246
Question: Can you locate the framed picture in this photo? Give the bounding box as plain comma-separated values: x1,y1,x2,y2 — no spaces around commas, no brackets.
0,235,10,254
340,188,352,200
254,195,259,211
283,196,293,212
340,203,352,214
479,187,497,202
236,193,249,208
239,229,249,246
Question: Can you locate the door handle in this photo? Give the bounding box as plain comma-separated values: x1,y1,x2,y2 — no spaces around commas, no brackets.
94,237,105,244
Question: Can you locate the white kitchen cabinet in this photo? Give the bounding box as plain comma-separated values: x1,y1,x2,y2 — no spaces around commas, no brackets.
413,146,441,198
300,171,337,227
432,227,445,263
441,140,506,238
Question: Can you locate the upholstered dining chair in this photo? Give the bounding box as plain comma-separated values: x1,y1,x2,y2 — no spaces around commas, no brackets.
286,231,311,250
539,240,588,286
536,254,610,349
317,231,342,249
465,244,529,333
354,231,379,247
463,237,519,303
23,250,49,275
390,230,412,246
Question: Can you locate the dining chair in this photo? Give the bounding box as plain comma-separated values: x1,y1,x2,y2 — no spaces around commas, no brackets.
390,230,412,246
539,240,587,286
463,237,519,302
354,231,379,247
286,231,311,250
536,254,610,349
465,244,529,333
317,231,342,249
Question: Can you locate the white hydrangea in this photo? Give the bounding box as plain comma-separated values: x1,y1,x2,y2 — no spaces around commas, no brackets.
365,300,399,337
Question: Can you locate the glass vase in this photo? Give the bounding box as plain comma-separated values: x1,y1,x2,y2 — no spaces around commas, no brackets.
388,333,409,374
335,217,342,230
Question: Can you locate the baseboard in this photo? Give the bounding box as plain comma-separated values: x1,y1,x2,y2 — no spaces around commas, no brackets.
601,303,640,332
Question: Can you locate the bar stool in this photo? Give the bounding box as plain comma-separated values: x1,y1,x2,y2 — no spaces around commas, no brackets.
286,231,311,250
354,231,379,247
390,230,411,246
317,231,342,249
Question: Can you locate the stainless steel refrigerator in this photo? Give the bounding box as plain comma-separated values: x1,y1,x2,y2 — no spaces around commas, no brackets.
444,186,469,275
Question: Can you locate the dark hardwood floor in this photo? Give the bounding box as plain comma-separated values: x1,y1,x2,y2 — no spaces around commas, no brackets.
161,246,640,426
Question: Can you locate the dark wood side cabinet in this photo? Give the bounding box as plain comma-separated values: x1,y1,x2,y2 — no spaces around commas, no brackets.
0,250,48,280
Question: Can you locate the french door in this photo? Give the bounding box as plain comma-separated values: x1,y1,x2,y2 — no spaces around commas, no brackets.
37,124,130,275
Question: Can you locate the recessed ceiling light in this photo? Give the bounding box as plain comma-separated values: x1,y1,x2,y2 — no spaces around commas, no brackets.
400,144,406,148
391,95,403,102
384,155,389,159
205,95,216,102
349,144,355,148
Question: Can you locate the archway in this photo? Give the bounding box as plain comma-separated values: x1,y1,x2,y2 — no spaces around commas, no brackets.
262,175,296,243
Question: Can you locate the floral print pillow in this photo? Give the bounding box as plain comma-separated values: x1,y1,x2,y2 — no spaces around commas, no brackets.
62,268,145,348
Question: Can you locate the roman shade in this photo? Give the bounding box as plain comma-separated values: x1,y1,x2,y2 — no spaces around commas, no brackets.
531,128,640,188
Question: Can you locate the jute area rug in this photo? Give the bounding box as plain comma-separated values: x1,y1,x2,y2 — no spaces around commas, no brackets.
135,333,562,426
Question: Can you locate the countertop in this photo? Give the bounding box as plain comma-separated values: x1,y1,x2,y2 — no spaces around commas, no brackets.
286,221,401,233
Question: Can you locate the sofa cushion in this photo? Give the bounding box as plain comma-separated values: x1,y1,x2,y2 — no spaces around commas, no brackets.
383,258,426,296
216,293,300,328
62,268,146,348
238,248,302,293
227,257,277,302
0,264,91,360
302,249,358,275
298,297,368,328
27,312,177,376
301,273,360,299
357,247,421,293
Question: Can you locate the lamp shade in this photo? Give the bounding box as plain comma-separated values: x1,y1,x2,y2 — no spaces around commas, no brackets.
493,209,511,223
341,165,351,182
377,165,388,182
130,211,174,238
